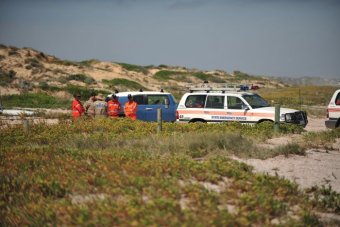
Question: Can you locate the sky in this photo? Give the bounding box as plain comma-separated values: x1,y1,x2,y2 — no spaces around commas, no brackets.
0,0,340,78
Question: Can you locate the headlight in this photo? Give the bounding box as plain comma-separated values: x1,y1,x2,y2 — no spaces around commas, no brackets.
280,114,285,121
285,113,292,122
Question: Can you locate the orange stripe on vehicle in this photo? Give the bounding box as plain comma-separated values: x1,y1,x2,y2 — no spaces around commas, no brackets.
177,109,273,117
328,108,340,112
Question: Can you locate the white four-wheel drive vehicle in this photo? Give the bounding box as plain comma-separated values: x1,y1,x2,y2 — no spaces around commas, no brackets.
325,89,340,129
176,86,308,127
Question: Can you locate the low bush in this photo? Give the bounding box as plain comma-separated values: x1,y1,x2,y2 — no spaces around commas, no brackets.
102,78,147,91
154,70,225,83
8,50,19,56
273,143,306,158
0,119,324,226
67,74,96,85
78,59,98,67
0,69,16,86
193,72,225,83
302,129,340,149
52,59,79,66
153,70,191,82
232,71,266,81
306,185,340,214
64,85,109,100
1,93,70,109
24,58,44,68
117,62,148,74
38,81,49,90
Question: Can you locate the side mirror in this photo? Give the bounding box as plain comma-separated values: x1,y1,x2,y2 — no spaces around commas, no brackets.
242,105,250,111
164,98,169,109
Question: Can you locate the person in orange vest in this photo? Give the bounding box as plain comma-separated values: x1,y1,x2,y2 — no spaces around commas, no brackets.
107,94,121,118
72,93,85,120
124,94,137,120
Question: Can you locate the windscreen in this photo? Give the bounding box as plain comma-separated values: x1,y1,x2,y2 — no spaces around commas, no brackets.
242,94,269,109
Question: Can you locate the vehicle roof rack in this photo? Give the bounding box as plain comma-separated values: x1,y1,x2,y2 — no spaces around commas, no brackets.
187,83,242,93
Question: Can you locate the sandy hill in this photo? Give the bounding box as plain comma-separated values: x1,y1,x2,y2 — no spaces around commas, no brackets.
0,44,282,99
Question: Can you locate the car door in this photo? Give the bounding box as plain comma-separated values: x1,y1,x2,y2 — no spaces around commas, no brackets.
204,95,226,122
145,94,175,121
133,95,147,120
226,95,250,122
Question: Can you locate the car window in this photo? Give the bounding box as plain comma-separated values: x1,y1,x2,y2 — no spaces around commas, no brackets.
205,96,225,109
336,93,340,105
133,95,145,105
185,95,207,108
242,94,269,108
147,95,169,105
227,96,246,109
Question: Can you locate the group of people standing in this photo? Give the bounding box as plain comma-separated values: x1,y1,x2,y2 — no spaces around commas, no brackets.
72,92,137,121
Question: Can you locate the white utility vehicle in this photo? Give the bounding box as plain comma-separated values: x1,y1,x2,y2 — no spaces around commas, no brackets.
325,89,340,129
176,85,308,127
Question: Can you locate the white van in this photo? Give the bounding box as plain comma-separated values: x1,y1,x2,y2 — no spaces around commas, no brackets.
176,86,308,127
325,89,340,129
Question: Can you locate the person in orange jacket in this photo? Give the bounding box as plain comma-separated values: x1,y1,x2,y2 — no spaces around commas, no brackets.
107,94,121,118
124,94,137,120
72,93,85,120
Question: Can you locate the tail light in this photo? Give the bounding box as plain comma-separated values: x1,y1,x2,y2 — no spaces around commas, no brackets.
176,111,179,119
326,109,329,119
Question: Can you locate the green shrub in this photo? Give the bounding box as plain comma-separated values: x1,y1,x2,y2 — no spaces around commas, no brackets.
117,62,148,74
273,143,306,158
193,73,225,83
154,70,178,80
64,85,109,100
1,93,70,109
56,76,68,84
67,74,96,85
78,59,98,67
102,78,147,91
8,50,19,56
52,59,79,66
0,119,326,226
24,58,44,68
303,129,340,149
153,70,190,82
0,69,16,86
231,70,266,81
38,81,49,90
307,185,340,214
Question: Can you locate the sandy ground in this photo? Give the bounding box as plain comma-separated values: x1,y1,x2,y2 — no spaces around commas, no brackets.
235,117,340,192
236,149,340,192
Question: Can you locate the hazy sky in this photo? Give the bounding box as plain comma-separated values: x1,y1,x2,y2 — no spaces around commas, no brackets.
1,0,340,78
